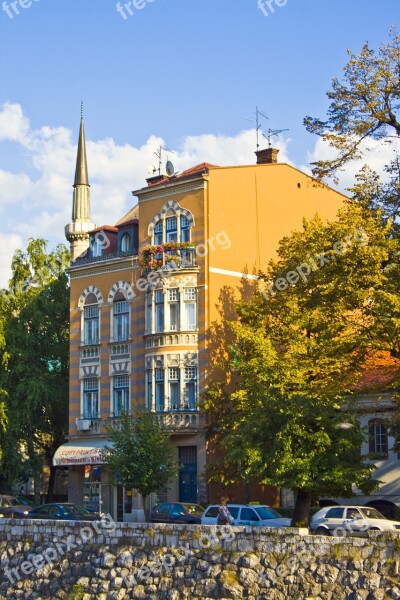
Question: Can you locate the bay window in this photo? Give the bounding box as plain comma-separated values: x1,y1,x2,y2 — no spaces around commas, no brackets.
169,367,180,410
168,289,180,331
183,367,197,410
155,290,164,333
184,288,197,330
155,368,164,411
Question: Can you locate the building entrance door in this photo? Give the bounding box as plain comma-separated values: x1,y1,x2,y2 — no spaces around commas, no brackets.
179,446,197,502
83,482,114,517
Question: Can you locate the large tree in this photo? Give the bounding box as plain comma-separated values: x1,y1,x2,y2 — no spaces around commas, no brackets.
0,239,70,501
203,205,397,525
103,411,179,521
304,28,400,182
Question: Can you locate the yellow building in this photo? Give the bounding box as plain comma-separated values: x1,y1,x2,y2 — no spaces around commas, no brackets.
55,120,345,521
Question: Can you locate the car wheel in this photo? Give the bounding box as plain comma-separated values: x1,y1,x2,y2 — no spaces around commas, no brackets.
369,527,380,531
315,526,330,535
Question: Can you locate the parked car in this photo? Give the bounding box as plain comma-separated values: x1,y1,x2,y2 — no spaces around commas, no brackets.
27,503,101,521
15,496,36,507
0,495,35,518
201,504,291,527
150,502,204,524
310,505,400,536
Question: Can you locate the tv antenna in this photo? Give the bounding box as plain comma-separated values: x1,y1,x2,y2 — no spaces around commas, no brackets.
154,146,175,176
262,128,289,148
242,106,269,151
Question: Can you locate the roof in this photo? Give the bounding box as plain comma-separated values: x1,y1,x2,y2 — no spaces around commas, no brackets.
115,204,139,225
89,225,118,234
146,162,220,187
353,351,400,394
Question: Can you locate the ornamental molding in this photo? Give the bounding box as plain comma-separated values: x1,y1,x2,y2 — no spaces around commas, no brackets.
148,200,195,236
69,260,139,280
78,285,103,308
136,180,205,204
107,280,135,302
109,361,131,376
80,364,100,378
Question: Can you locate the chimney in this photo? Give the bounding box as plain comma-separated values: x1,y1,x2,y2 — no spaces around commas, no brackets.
146,174,166,186
255,147,279,164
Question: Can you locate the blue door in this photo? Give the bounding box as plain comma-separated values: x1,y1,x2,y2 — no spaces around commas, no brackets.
179,446,197,502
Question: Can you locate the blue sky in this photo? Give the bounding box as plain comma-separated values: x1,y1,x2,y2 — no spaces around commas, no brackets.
0,0,398,284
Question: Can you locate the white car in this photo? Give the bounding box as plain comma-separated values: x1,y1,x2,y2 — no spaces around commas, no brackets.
201,504,291,527
310,505,400,536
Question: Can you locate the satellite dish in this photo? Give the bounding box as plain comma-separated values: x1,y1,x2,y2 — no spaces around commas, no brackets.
147,165,157,175
166,160,175,177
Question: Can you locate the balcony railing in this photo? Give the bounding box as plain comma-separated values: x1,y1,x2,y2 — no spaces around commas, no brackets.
75,411,207,436
154,411,206,431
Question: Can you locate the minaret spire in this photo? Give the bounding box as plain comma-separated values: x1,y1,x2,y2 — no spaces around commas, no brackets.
73,107,89,188
65,108,95,261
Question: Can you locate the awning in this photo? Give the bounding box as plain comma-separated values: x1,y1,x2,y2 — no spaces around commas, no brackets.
53,439,112,466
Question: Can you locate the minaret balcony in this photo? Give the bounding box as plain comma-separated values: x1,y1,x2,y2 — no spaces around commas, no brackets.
141,244,197,274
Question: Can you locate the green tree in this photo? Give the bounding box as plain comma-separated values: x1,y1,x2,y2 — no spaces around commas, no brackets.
103,412,179,521
304,28,400,182
203,205,395,525
0,239,70,501
304,27,400,449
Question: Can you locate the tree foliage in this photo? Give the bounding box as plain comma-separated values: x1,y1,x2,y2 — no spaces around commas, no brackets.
202,205,398,525
103,412,179,520
304,28,400,181
0,239,70,498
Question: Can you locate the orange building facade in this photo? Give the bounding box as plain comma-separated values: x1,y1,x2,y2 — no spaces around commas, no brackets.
55,120,346,520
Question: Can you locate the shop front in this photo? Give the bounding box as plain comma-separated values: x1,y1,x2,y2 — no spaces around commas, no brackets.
53,439,144,521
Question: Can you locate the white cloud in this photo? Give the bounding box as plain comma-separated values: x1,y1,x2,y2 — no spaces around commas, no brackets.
0,101,396,288
0,103,29,142
0,233,23,289
303,135,400,194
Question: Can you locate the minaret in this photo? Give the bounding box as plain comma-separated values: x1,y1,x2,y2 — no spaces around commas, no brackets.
65,107,95,261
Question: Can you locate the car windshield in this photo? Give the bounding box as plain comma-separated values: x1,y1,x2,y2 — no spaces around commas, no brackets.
16,497,34,506
8,498,20,506
254,506,283,520
183,504,204,517
359,507,386,520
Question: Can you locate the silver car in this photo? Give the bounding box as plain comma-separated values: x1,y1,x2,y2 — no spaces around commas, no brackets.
201,504,291,527
311,505,400,536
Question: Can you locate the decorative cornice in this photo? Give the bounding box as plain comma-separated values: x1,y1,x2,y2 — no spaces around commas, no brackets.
69,257,139,280
133,180,206,204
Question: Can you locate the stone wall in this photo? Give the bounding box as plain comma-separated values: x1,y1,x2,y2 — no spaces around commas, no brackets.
0,519,399,599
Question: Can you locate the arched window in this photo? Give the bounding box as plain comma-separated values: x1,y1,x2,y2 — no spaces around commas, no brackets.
83,293,99,345
151,208,193,245
120,233,130,253
369,419,388,457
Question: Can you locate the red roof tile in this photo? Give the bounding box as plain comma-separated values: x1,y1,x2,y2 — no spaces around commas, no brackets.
147,162,220,187
353,351,400,393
